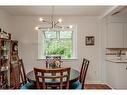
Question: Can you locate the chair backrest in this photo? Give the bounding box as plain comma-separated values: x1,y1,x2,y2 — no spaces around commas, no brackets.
18,59,27,85
34,67,70,89
79,58,89,89
10,59,27,89
45,56,61,68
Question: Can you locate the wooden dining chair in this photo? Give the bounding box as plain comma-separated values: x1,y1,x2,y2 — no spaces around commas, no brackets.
10,59,34,89
34,67,70,89
70,58,89,89
19,59,35,89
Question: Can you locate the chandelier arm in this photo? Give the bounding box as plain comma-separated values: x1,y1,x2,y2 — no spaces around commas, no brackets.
54,21,60,26
51,6,54,22
55,24,62,28
43,20,52,24
38,27,52,29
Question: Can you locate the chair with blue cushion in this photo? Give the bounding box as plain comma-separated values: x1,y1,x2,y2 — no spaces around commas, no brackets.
20,82,34,89
19,59,35,89
70,58,89,89
11,59,34,89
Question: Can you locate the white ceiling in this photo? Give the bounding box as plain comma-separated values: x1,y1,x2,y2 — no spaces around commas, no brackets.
0,6,112,16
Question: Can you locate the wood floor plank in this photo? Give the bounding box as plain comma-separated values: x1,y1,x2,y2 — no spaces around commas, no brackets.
85,84,112,89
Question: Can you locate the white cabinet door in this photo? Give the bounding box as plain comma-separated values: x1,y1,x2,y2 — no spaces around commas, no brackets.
115,63,127,89
106,61,118,88
107,61,127,89
107,23,123,48
123,23,127,48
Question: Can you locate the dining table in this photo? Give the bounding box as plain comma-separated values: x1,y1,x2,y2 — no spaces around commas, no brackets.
26,68,80,86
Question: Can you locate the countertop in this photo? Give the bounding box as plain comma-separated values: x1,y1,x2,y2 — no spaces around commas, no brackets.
106,59,127,63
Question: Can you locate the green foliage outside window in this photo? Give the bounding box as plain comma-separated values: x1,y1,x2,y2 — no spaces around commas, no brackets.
44,31,72,58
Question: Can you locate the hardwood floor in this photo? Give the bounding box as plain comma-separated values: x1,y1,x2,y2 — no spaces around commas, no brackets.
85,84,112,89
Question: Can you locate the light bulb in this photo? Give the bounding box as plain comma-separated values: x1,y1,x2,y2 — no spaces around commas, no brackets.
35,27,39,30
69,25,73,29
58,18,62,23
39,17,44,22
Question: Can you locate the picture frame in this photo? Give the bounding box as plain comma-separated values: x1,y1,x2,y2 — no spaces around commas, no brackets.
85,36,95,46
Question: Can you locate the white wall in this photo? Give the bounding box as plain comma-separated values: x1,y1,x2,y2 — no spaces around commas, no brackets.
10,16,103,83
0,9,11,33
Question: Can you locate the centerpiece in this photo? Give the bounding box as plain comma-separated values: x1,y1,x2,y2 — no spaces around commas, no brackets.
49,59,63,68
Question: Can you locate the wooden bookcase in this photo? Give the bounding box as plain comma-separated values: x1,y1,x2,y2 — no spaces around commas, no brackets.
0,38,11,89
0,30,20,89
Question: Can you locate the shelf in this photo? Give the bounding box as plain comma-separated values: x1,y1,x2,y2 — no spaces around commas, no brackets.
106,48,127,50
1,49,9,51
1,59,8,61
0,68,8,73
0,38,10,40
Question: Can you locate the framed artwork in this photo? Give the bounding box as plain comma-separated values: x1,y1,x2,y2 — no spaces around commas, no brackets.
85,36,95,46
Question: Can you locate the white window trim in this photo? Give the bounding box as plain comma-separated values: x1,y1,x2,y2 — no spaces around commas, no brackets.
38,25,77,60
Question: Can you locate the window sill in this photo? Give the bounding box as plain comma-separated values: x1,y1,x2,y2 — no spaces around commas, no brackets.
37,58,78,61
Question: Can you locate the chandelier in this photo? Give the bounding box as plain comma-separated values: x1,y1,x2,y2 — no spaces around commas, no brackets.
35,6,73,30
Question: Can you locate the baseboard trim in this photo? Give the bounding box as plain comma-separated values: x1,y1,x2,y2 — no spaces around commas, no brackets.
86,81,102,84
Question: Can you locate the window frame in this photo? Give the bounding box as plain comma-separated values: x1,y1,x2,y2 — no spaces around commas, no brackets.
38,26,77,60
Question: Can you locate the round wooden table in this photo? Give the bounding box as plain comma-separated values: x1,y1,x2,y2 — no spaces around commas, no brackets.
26,68,80,85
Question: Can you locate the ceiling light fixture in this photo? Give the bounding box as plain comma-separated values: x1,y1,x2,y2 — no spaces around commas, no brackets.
35,6,73,30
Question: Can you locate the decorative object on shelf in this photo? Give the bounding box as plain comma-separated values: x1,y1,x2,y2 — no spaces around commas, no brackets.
85,36,95,46
125,51,127,60
0,28,11,39
0,66,8,72
35,6,73,31
11,41,18,53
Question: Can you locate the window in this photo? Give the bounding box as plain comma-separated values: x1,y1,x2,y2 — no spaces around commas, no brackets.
38,27,77,59
43,31,72,58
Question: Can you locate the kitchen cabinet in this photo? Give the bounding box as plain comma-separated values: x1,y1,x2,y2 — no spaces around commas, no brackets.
107,22,127,48
107,23,123,48
106,61,127,89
